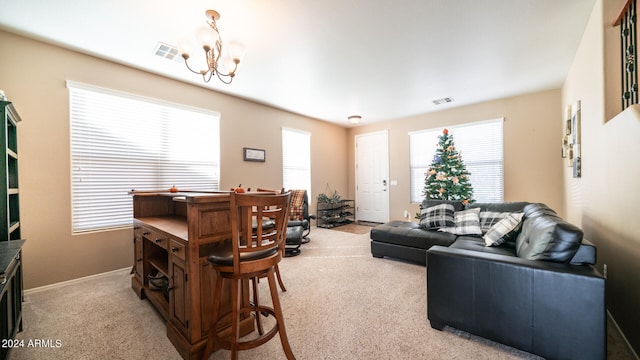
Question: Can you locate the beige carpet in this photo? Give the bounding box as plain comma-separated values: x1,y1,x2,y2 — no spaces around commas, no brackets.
329,222,373,235
11,227,634,360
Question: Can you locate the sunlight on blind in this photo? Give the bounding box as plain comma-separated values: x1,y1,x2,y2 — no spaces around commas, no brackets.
68,81,220,233
282,128,311,199
409,119,503,203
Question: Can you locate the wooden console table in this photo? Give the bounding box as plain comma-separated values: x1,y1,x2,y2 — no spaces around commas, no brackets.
130,191,252,360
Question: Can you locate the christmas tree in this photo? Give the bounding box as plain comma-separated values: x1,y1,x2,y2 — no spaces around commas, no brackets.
423,128,474,204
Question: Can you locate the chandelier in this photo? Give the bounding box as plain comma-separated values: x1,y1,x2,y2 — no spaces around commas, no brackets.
181,10,242,84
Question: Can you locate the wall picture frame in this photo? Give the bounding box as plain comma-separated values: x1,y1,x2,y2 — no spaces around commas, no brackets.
571,100,581,177
243,147,266,162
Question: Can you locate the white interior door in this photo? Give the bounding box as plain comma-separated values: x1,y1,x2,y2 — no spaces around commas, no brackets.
356,131,389,223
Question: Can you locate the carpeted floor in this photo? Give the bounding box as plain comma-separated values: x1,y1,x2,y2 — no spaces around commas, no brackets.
10,227,635,360
328,222,373,235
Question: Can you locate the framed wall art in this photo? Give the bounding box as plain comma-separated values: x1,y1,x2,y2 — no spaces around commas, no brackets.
571,100,581,178
562,104,573,166
243,147,266,162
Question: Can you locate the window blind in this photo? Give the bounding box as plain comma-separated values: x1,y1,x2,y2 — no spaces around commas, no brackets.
282,128,311,198
409,119,504,203
68,81,220,233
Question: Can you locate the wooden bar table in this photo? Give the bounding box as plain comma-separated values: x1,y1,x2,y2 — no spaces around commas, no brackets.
130,191,253,360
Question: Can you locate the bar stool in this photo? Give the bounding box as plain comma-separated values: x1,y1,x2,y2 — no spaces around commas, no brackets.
201,192,296,360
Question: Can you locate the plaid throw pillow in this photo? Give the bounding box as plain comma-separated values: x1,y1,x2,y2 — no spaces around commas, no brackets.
288,190,306,221
478,211,510,233
439,208,483,236
483,212,525,246
419,203,455,229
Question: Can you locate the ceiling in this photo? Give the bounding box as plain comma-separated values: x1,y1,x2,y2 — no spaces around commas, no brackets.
0,0,595,127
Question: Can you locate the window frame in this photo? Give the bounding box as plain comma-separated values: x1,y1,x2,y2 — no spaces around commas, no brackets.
281,127,311,198
67,81,221,234
409,118,504,204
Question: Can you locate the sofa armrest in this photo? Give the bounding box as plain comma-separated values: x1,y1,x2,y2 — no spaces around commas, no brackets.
427,245,606,360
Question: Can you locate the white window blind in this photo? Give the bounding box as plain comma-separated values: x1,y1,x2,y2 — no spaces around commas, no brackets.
68,81,220,233
282,128,311,198
409,119,504,204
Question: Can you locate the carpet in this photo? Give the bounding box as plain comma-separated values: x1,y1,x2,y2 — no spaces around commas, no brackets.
328,222,373,235
11,227,634,360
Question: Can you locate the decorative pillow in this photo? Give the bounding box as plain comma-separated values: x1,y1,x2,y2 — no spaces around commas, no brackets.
478,211,509,233
419,203,455,229
484,212,525,246
439,208,482,236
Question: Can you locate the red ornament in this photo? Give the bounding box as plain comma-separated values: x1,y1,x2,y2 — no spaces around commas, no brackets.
443,128,449,134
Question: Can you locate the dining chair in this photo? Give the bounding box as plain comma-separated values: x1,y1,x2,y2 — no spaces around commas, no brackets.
201,192,295,360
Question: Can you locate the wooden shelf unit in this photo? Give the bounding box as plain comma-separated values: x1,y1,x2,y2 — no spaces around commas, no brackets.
130,191,253,360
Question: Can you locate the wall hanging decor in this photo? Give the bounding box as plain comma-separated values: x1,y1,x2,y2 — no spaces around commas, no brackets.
562,104,572,164
571,100,581,178
243,147,265,162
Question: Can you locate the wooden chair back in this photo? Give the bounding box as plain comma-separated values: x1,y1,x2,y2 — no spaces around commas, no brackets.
230,192,291,274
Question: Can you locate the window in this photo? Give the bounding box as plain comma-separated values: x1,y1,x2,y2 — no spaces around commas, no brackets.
282,128,311,198
68,81,220,233
409,119,503,203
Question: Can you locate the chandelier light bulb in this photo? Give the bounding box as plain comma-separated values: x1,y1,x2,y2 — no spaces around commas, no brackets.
197,26,216,50
181,9,242,84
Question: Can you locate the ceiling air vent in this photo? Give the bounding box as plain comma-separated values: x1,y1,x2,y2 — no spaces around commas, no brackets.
432,97,453,105
154,42,182,62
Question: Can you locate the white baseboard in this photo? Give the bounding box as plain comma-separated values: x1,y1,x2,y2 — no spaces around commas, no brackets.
24,267,131,295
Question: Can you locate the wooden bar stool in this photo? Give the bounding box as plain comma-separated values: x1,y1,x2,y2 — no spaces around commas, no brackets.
201,192,296,360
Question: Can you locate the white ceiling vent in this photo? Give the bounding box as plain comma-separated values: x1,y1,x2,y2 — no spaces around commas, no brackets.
432,97,453,105
154,42,182,62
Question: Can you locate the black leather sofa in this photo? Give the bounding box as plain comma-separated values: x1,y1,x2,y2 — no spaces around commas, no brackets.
370,200,606,360
370,200,466,265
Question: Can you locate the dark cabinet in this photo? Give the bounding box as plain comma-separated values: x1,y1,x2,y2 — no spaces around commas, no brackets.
0,240,25,360
0,100,24,360
0,101,21,241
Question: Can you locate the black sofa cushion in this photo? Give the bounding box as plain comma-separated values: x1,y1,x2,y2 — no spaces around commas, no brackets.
516,204,583,263
449,236,517,257
371,221,457,250
466,202,530,213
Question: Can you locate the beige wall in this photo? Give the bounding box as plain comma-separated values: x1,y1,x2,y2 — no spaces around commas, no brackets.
0,30,348,289
347,89,564,221
562,0,640,354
